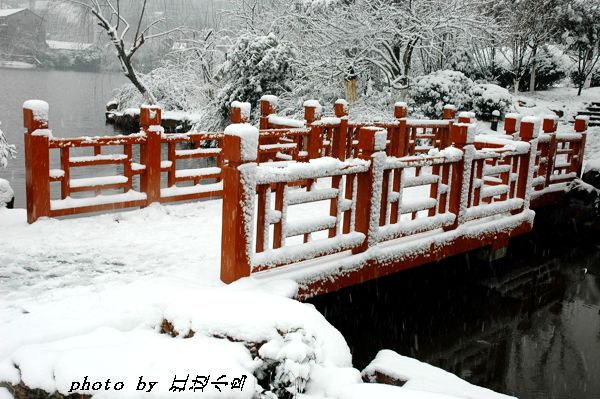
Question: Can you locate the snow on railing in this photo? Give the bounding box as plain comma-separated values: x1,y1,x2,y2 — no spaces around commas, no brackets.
23,102,308,223
220,121,545,286
259,97,457,161
24,98,587,231
529,114,588,206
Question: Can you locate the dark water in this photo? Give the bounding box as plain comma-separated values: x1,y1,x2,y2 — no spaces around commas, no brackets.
0,68,127,208
310,229,600,399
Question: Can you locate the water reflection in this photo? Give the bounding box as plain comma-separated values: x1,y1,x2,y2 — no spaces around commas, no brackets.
309,237,600,399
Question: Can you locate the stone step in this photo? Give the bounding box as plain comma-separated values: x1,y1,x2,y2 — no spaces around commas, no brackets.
577,111,600,119
586,107,600,112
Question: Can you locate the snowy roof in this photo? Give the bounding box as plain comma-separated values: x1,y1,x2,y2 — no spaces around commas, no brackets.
0,8,26,17
46,40,94,51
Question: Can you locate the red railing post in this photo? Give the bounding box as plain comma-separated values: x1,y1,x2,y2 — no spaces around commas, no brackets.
308,124,324,159
259,95,277,129
23,100,51,224
352,126,387,254
394,102,409,157
444,123,474,231
139,105,162,205
305,100,323,158
334,99,348,118
542,115,558,187
394,102,408,119
573,116,588,177
457,111,474,124
231,101,251,124
516,117,539,210
441,104,456,149
504,113,521,138
220,124,259,283
332,99,349,160
304,100,322,125
443,104,456,120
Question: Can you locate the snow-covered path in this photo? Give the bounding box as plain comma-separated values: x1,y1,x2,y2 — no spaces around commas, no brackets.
0,200,224,316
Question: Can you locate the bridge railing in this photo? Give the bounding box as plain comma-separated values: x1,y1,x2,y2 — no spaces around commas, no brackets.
258,97,457,161
219,119,540,284
23,101,309,223
23,98,589,224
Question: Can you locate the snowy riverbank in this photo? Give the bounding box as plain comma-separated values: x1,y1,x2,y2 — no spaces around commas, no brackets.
0,203,513,399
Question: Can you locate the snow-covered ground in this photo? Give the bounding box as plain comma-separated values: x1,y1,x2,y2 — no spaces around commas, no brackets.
0,202,512,399
2,86,598,399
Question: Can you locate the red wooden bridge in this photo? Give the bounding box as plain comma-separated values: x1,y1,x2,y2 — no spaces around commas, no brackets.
22,97,589,298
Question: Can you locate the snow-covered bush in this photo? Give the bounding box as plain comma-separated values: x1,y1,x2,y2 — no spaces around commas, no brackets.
216,33,296,118
0,178,14,208
409,70,474,118
470,84,513,120
256,328,317,399
0,122,17,169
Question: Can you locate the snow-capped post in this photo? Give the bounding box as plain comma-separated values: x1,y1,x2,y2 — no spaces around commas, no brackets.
231,101,251,124
443,104,456,120
334,99,349,118
441,105,456,149
259,95,278,129
444,123,474,231
504,113,521,137
305,100,323,159
139,105,162,205
333,100,349,160
573,116,589,177
515,117,540,211
457,111,473,124
23,100,51,223
490,110,500,131
304,100,322,125
394,102,408,119
542,115,558,186
220,123,259,283
394,102,409,157
352,126,387,254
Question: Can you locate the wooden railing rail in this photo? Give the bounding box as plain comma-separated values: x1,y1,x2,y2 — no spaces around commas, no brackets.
24,98,588,225
24,101,310,222
220,119,541,283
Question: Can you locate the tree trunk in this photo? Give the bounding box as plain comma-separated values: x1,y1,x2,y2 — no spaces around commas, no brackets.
513,78,520,95
529,45,537,92
578,83,583,96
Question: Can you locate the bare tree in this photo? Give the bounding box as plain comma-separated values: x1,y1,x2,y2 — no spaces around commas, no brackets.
71,0,181,104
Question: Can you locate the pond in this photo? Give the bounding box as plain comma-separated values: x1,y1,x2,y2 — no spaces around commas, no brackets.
0,68,127,208
309,231,600,399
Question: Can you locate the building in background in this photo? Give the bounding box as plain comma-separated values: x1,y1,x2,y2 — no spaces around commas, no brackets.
0,8,46,57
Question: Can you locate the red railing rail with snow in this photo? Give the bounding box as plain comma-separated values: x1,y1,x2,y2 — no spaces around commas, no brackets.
22,101,309,223
258,97,456,161
219,118,556,296
23,99,588,227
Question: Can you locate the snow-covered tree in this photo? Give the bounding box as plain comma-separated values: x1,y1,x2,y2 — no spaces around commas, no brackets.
557,0,600,95
215,32,295,117
0,122,17,169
